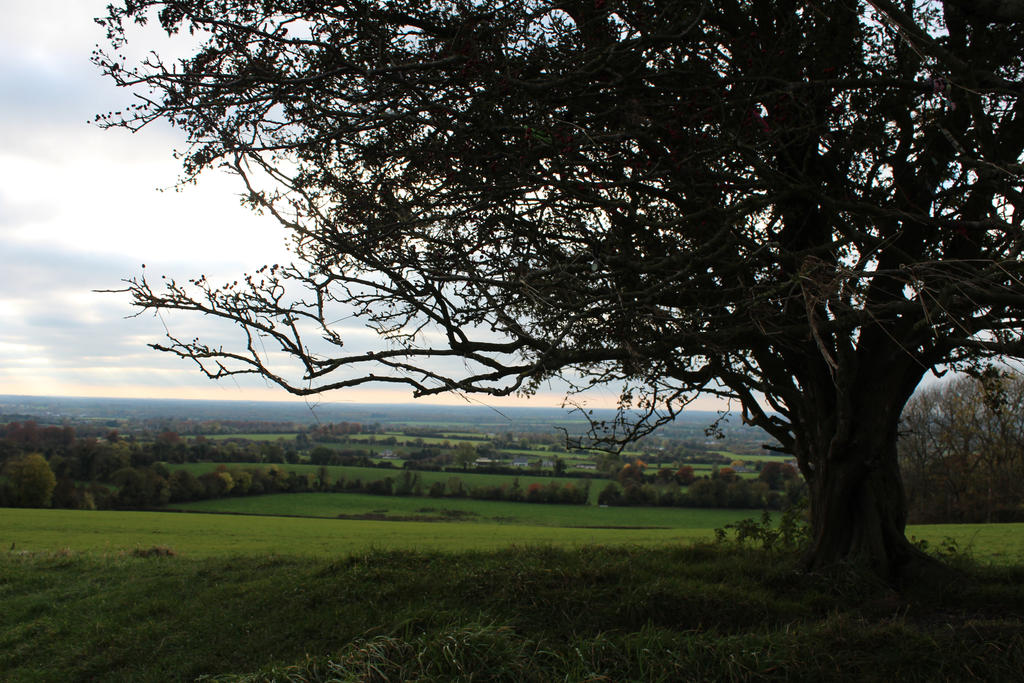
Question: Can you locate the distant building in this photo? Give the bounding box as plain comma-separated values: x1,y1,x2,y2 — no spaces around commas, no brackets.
511,457,529,468
576,463,597,471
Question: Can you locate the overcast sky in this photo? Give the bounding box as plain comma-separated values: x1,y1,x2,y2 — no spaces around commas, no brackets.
0,0,307,403
1,0,687,410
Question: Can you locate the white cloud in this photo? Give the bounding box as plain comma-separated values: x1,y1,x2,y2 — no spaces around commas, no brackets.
0,1,296,402
0,1,721,412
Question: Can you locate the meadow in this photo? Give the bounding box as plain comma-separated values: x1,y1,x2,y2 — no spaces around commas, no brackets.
5,503,1024,564
343,432,489,445
195,429,750,467
165,458,769,506
200,433,299,442
168,491,761,528
3,432,1019,680
168,462,609,501
3,518,1024,681
8,400,1022,680
0,507,719,558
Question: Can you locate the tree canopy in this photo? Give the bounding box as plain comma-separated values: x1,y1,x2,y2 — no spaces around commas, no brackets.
3,454,57,508
95,0,1024,578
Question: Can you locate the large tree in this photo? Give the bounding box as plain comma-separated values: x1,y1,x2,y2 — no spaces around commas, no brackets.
95,0,1024,578
3,454,57,508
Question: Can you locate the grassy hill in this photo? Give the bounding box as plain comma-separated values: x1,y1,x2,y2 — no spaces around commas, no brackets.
6,506,1024,563
3,542,1024,681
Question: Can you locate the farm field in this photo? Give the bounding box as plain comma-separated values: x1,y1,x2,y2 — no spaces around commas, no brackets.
200,430,645,460
4,506,1024,564
713,450,795,463
344,432,489,445
315,436,616,463
199,433,297,442
167,462,607,502
167,491,761,528
0,508,722,558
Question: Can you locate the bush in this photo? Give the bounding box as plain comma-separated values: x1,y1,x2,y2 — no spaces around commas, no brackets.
716,501,810,554
597,482,621,506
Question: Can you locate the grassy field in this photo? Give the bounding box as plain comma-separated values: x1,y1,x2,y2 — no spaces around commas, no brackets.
199,433,297,442
168,462,608,502
3,541,1024,681
344,432,488,445
167,492,764,528
176,495,1024,563
5,504,1024,681
4,505,1024,564
0,508,723,558
714,450,795,464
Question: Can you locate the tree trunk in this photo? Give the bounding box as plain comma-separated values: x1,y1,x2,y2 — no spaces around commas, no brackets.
798,406,930,580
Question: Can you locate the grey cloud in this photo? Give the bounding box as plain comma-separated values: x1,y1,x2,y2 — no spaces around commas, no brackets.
0,242,135,294
0,42,184,166
0,60,107,127
0,241,242,368
0,0,131,127
0,195,59,231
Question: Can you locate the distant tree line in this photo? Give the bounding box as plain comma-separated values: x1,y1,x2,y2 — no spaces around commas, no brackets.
165,466,592,506
0,419,594,508
26,376,1024,522
0,421,299,509
339,471,592,505
0,417,797,512
597,463,805,511
899,372,1024,523
132,418,308,436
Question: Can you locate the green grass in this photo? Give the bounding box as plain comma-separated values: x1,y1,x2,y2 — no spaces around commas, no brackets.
168,492,761,529
6,498,1024,681
168,462,607,502
712,450,794,463
170,494,1024,564
3,542,1024,681
344,432,488,445
907,523,1024,564
5,504,1024,564
0,508,718,558
198,433,297,442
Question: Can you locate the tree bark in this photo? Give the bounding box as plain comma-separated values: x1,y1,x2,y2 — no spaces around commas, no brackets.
804,445,922,577
795,384,932,580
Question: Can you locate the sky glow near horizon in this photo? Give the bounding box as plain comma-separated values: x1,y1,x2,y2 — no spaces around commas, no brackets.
0,1,733,411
